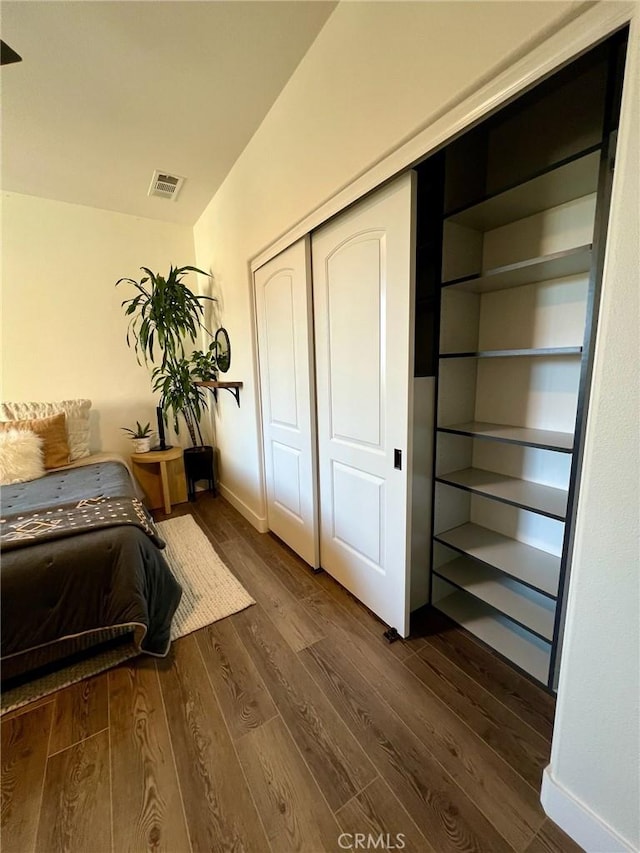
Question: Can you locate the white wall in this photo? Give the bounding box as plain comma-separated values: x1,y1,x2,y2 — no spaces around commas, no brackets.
1,192,195,456
193,0,583,525
542,14,640,852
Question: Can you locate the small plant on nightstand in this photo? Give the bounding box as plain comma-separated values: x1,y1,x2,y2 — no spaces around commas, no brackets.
121,421,154,454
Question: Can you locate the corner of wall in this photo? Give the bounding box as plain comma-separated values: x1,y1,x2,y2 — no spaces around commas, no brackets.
541,767,636,852
217,481,269,533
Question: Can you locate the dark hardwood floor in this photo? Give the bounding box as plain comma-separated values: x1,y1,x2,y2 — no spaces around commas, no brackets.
1,494,583,853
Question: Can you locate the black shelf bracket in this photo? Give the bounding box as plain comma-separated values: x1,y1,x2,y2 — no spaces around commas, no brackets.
211,386,241,407
197,381,243,408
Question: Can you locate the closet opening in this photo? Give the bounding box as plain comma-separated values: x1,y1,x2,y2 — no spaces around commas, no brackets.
416,26,628,690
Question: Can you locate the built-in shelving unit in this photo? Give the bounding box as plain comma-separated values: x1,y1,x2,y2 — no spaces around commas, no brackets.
445,148,600,230
435,468,568,520
434,587,552,684
434,522,561,597
441,244,592,292
421,32,627,690
437,422,574,452
433,557,556,640
440,347,582,359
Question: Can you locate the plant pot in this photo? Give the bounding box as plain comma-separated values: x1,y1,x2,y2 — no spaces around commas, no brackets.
132,437,152,453
184,445,216,501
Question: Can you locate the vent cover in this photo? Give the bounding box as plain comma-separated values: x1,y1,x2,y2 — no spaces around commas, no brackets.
148,170,185,201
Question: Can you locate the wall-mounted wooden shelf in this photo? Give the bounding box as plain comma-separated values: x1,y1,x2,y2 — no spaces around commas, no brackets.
196,380,243,407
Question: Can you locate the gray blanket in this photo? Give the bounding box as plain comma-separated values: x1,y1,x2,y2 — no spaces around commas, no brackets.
1,461,182,680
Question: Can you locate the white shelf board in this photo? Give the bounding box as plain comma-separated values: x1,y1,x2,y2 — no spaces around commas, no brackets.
434,556,556,640
438,421,574,452
434,522,560,597
439,347,582,360
446,150,600,231
435,589,551,683
436,467,568,520
442,244,592,293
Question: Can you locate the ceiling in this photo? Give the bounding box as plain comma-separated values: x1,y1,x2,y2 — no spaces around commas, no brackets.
0,1,336,225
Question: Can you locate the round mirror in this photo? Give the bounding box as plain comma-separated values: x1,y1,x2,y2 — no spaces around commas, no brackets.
215,327,231,373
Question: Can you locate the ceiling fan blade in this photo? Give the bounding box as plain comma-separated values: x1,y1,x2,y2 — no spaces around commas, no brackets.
1,41,22,66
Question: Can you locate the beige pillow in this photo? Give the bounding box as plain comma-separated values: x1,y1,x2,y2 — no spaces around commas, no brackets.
0,429,45,485
0,413,70,469
1,399,91,461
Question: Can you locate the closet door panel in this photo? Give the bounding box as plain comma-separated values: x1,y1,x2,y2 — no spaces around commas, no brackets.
254,237,319,568
312,173,416,637
326,236,382,444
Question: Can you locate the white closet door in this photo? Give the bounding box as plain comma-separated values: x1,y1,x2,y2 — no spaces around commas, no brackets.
254,237,319,568
312,173,416,636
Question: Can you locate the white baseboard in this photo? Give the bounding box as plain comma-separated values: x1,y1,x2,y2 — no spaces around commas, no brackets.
541,766,636,852
217,482,269,533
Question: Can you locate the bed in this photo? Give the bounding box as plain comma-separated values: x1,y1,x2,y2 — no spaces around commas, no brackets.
0,456,182,685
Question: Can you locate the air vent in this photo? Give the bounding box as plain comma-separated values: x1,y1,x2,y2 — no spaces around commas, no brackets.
148,170,185,201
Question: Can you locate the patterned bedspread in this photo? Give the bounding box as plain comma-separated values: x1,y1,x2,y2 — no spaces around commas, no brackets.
1,495,165,551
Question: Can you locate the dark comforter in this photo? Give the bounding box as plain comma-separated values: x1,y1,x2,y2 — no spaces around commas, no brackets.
1,461,182,680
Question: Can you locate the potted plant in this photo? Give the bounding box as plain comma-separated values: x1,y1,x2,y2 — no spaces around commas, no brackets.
122,421,154,453
117,265,220,497
117,265,215,369
150,355,212,448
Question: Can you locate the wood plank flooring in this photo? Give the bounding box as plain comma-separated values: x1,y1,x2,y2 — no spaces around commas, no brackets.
0,494,583,853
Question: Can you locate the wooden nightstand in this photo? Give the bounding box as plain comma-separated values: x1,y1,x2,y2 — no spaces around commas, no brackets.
130,447,188,514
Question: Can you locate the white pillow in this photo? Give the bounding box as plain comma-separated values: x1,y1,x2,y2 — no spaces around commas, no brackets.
0,429,45,485
1,399,91,461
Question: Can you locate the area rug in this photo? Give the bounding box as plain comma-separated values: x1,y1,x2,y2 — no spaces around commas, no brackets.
1,514,255,715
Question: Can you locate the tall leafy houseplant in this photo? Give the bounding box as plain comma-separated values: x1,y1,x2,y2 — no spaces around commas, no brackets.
117,265,218,446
